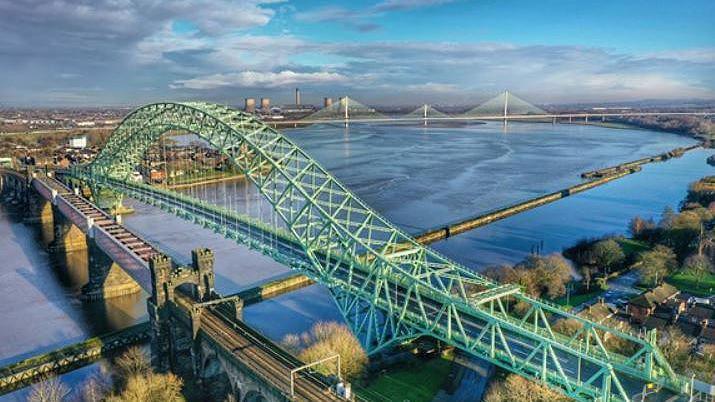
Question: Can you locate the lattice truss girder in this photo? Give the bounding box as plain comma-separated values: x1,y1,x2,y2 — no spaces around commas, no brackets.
76,102,688,402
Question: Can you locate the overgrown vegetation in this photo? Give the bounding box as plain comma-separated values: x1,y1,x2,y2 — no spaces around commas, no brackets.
28,347,185,402
282,321,368,382
483,373,572,402
658,328,715,383
483,254,572,299
561,175,715,296
616,116,715,142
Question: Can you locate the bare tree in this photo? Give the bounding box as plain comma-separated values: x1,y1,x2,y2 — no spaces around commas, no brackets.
484,374,572,402
283,322,368,381
28,378,69,402
113,346,150,386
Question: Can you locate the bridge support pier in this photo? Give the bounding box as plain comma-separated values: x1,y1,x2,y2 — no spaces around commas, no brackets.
24,192,53,226
81,241,142,301
49,215,88,253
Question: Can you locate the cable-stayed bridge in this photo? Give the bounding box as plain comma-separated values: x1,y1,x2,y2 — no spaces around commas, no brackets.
38,101,707,401
266,91,710,126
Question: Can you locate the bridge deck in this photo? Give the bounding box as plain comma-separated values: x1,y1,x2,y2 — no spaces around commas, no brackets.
32,174,159,290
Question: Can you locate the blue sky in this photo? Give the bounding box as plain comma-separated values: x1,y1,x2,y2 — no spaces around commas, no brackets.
0,0,713,106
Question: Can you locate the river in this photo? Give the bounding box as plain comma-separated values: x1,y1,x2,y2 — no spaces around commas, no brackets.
0,121,710,400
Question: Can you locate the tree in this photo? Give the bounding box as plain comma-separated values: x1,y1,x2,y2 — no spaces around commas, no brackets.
113,346,151,387
637,245,677,286
660,206,677,230
282,322,367,381
486,255,572,299
106,373,184,402
519,254,572,299
28,378,69,402
629,216,655,239
105,347,185,402
591,239,625,275
682,254,713,289
484,374,572,402
552,318,582,337
579,265,596,291
80,367,112,402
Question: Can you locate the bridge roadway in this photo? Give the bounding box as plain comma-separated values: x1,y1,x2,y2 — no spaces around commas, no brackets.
67,173,685,401
21,172,341,400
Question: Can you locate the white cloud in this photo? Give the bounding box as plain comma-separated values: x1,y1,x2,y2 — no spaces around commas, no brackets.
404,82,460,93
642,48,715,64
171,70,349,89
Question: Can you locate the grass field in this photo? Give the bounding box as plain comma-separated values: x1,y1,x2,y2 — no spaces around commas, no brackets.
667,270,715,296
355,352,454,402
616,238,650,257
552,287,605,309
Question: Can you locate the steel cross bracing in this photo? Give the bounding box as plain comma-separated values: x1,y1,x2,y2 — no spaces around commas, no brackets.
69,102,689,401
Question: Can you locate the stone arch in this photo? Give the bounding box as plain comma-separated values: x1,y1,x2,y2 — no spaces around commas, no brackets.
243,390,267,402
200,352,232,402
232,383,243,402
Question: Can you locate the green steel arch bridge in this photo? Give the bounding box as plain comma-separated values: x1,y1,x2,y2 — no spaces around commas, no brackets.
63,101,695,402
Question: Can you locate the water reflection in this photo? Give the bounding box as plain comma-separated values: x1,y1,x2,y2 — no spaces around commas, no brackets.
0,202,147,365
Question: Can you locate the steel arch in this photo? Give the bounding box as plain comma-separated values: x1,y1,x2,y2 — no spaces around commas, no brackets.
72,102,688,401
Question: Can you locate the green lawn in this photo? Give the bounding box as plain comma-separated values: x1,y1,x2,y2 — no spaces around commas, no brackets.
355,352,453,402
616,238,650,257
552,288,605,309
666,270,715,296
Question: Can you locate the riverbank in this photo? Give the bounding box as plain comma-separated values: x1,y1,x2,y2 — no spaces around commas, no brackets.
165,171,246,190
416,144,701,245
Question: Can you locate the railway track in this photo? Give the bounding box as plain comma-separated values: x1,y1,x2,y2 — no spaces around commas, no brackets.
198,306,341,401
41,174,161,263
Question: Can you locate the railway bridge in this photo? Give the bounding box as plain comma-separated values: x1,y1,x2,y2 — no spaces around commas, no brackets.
0,169,347,401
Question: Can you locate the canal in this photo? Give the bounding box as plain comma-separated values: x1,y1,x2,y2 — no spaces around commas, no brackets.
0,121,710,400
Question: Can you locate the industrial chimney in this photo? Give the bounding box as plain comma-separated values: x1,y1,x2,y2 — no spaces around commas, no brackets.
244,98,256,113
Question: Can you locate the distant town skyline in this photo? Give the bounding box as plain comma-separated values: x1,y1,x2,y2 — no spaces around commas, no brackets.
1,0,714,106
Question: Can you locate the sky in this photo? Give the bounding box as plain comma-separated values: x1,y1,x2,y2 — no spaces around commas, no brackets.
0,0,714,107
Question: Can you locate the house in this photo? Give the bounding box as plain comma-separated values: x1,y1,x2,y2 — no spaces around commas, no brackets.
149,169,165,183
68,135,87,149
701,321,715,345
689,304,715,322
676,315,704,337
644,316,670,332
0,157,13,168
627,283,680,324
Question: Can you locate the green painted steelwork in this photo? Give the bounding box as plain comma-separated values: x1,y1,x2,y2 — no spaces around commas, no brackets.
68,102,689,401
